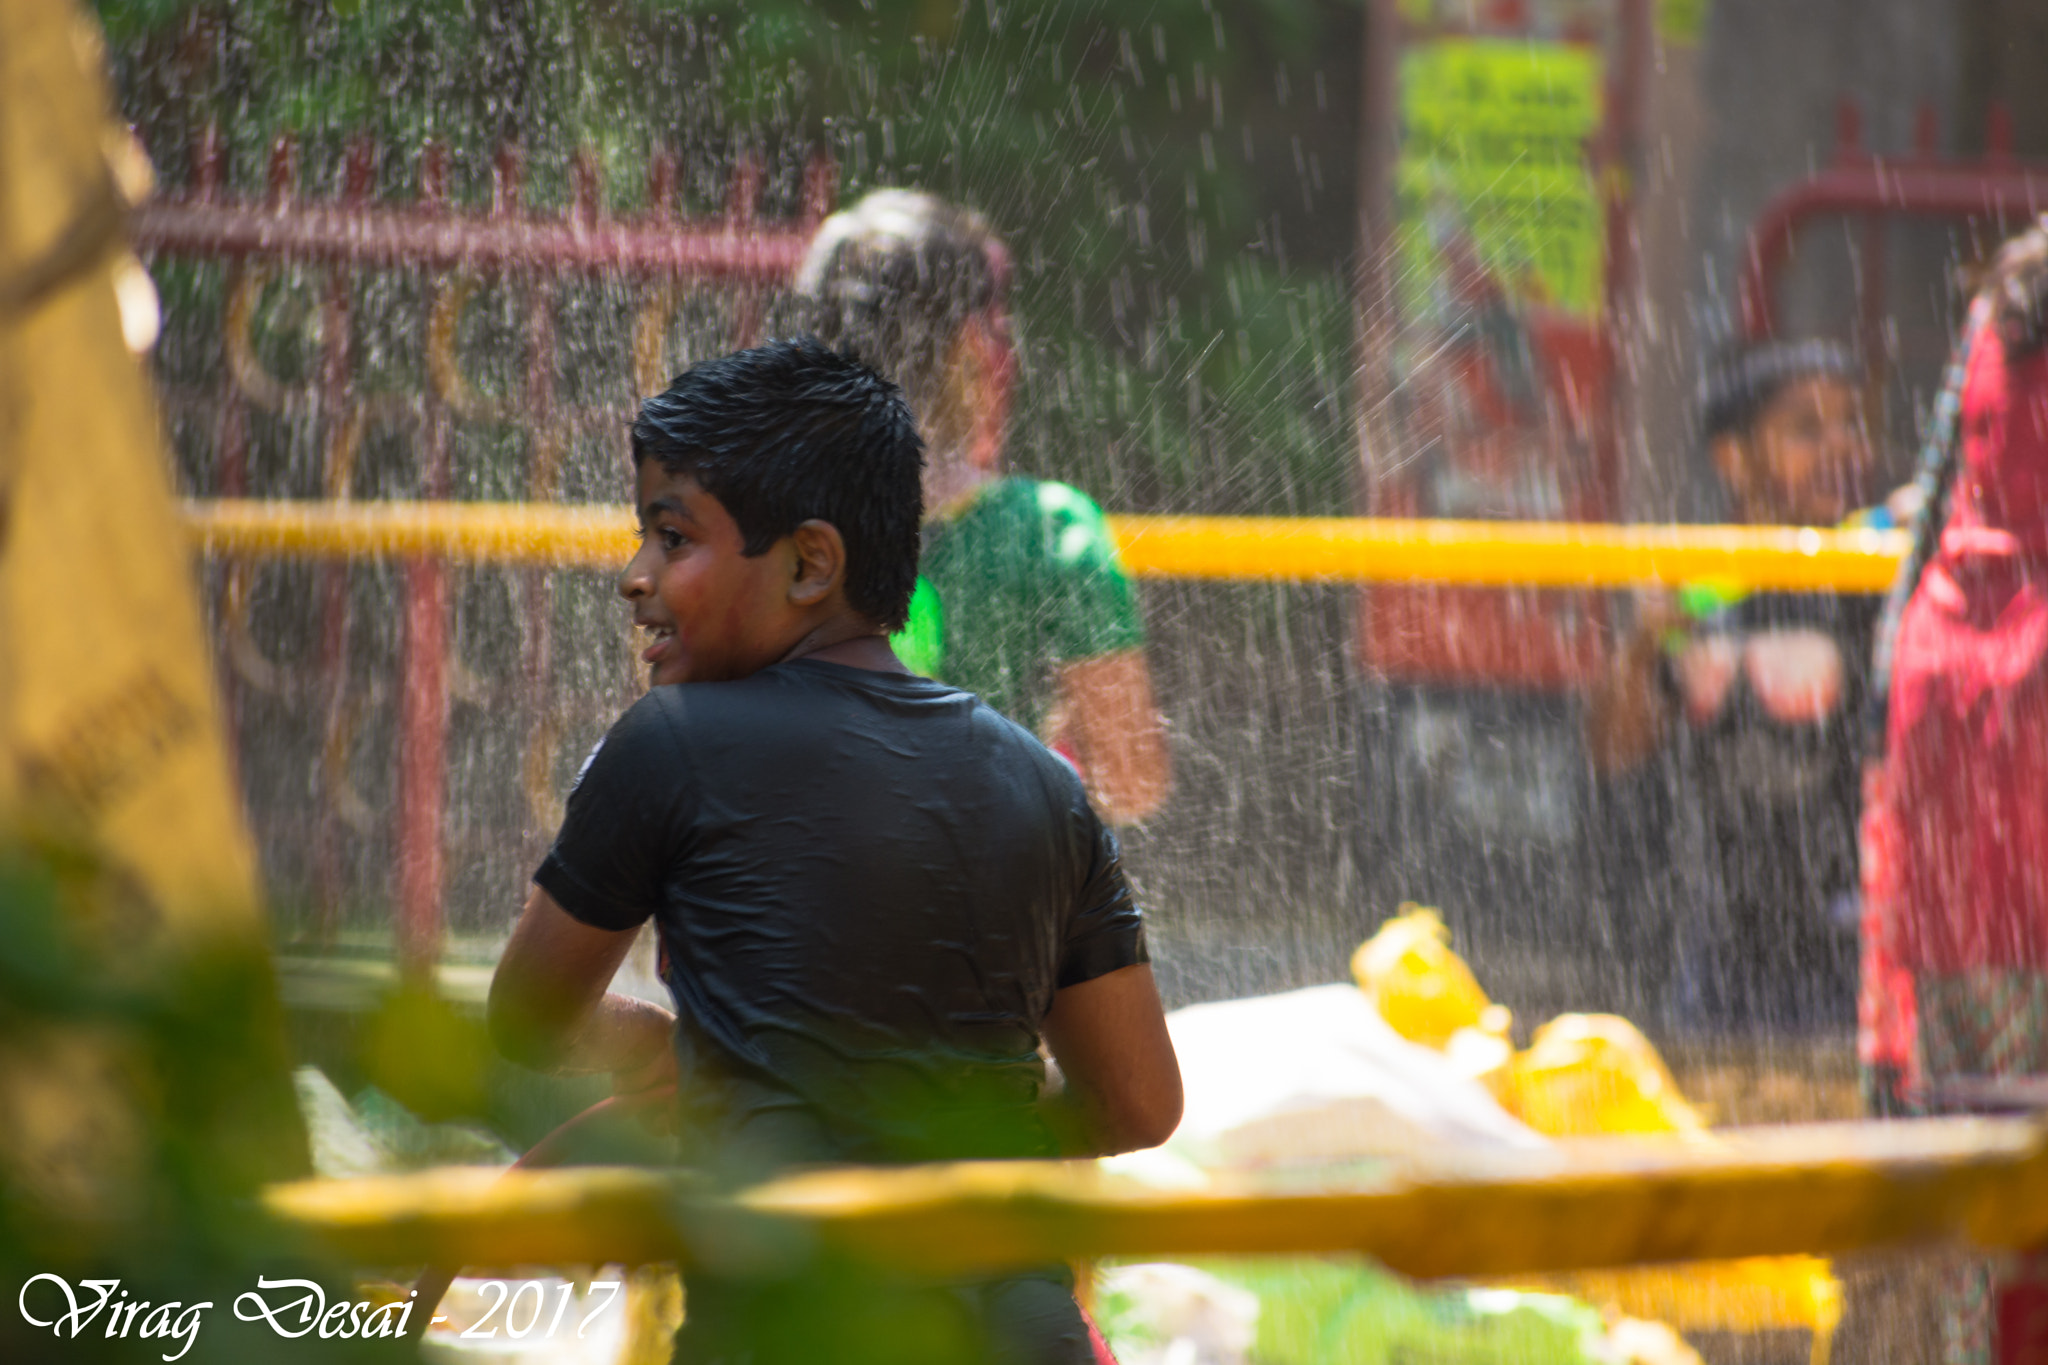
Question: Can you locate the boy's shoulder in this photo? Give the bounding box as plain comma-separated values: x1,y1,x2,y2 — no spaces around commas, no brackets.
619,663,1087,807
630,662,1062,753
624,662,935,730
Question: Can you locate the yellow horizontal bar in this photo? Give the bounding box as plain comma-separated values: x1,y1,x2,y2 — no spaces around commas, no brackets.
184,499,637,567
265,1116,2048,1277
180,499,1911,592
1114,514,1907,592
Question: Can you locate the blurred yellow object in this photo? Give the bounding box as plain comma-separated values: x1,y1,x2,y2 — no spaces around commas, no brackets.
0,0,261,939
623,1265,686,1365
178,500,1911,590
1506,1014,1707,1138
1498,1024,1835,1364
1499,1018,1836,1363
1533,1258,1840,1355
1346,920,1836,1363
1351,905,1511,1051
0,0,304,1240
265,1118,2048,1277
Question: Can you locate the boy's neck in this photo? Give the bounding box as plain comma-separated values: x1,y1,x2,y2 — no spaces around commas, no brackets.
776,617,907,675
798,635,906,672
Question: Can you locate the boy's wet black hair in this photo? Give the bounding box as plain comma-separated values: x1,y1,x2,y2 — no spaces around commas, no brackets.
631,338,925,632
1698,338,1860,444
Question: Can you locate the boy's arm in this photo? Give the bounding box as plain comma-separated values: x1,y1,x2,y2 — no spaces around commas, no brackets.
1057,649,1171,824
1031,483,1170,823
488,886,676,1096
1037,962,1182,1157
1584,591,1680,776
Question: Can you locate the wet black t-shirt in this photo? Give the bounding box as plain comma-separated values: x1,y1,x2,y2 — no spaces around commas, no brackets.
1668,590,1877,908
1657,590,1879,1027
534,657,1147,1171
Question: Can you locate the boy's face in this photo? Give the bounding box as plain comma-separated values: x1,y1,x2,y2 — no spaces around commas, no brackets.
620,463,806,686
1716,375,1874,525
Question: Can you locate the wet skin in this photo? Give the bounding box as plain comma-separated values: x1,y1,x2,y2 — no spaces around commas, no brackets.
496,458,1182,1157
1715,375,1875,526
493,461,896,1081
1590,373,1878,774
620,460,900,687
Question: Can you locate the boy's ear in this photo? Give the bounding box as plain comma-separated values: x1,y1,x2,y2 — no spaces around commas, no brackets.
787,520,847,608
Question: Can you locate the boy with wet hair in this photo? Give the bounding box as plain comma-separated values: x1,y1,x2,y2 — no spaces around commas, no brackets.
1697,338,1879,528
1587,338,1884,1032
799,189,1171,825
488,338,1181,1364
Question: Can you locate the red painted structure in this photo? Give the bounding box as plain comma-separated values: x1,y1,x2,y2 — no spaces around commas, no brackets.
144,130,828,281
139,176,817,280
137,129,833,975
1356,0,1648,692
1361,71,2048,695
1739,99,2048,343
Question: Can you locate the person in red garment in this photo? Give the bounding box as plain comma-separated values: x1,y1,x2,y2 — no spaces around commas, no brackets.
1861,220,2048,1364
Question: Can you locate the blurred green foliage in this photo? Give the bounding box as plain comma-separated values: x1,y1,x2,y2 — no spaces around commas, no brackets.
0,834,395,1362
94,0,1365,515
355,984,492,1123
1116,1257,1611,1365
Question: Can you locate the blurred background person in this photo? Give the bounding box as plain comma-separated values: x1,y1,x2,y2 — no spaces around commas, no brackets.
1863,221,2048,1112
1861,215,2048,1365
800,189,1171,825
1586,339,1882,1033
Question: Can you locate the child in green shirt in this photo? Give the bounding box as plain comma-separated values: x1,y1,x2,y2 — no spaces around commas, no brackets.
799,190,1169,823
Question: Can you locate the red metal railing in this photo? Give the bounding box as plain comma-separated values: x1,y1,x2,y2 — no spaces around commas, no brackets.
1739,98,2048,341
137,128,835,976
144,129,829,280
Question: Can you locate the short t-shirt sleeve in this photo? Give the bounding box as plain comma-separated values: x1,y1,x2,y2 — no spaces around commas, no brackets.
1032,481,1148,665
1057,814,1149,988
532,692,693,932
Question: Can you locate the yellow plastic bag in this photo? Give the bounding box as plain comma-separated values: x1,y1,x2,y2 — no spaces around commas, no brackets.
1350,905,1510,1052
1498,1018,1837,1362
1347,914,1836,1362
1505,1014,1705,1138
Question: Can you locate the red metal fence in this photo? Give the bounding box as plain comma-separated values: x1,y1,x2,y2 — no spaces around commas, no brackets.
138,129,835,974
1740,98,2048,345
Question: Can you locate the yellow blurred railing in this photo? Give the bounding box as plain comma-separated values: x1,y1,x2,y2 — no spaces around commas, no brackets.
181,499,1910,592
266,1116,2048,1276
199,500,1974,1286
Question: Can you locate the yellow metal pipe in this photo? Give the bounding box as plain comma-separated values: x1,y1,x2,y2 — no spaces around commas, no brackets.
1113,514,1906,592
182,499,1910,592
184,498,636,567
264,1117,2048,1277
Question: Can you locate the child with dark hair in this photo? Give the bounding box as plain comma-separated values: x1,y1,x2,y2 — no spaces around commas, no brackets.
1586,338,1883,1032
1694,339,1875,527
799,190,1170,825
487,338,1182,1364
1861,213,2048,1365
